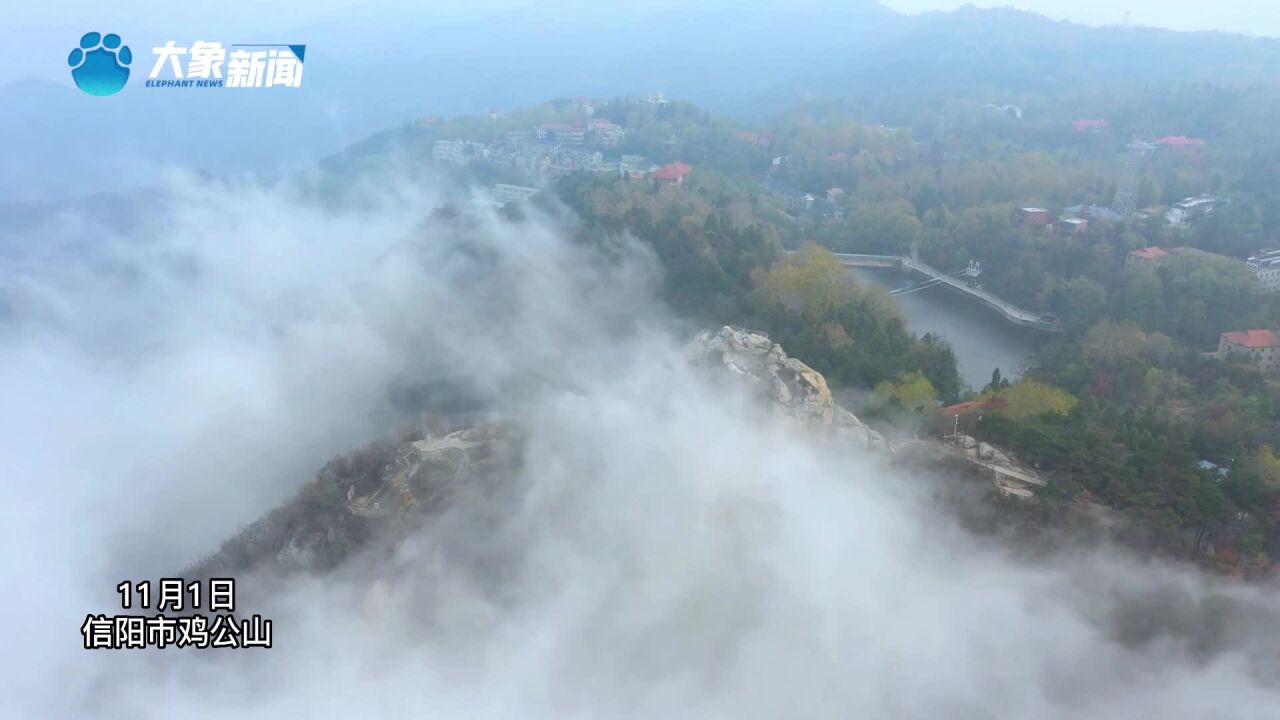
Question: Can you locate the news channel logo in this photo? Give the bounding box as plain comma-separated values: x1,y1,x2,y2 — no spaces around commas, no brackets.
68,32,307,95
68,31,132,96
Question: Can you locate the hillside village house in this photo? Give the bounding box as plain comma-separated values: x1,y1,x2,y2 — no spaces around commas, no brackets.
1016,207,1051,226
1058,216,1089,235
651,161,692,185
1126,246,1170,267
1166,194,1229,226
490,183,540,206
536,123,585,145
1248,250,1280,292
587,119,624,147
1217,329,1280,374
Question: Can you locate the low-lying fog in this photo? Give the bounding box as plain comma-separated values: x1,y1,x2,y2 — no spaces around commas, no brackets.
2,170,1277,718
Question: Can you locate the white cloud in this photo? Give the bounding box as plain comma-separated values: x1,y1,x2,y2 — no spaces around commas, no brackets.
2,168,1278,718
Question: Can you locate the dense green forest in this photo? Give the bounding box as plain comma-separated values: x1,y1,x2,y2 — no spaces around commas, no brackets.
578,94,1280,570
328,79,1280,571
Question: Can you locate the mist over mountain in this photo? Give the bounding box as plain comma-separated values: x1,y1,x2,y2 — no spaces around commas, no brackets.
6,165,1280,718
7,3,1280,717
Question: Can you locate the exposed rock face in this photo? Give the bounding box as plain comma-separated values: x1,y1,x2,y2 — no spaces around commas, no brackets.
686,326,889,451
950,432,1044,500
977,441,1011,466
193,327,888,578
189,421,524,578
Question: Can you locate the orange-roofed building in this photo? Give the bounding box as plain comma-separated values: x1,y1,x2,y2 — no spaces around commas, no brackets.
651,161,693,185
943,395,1008,415
1127,246,1169,267
1218,329,1280,373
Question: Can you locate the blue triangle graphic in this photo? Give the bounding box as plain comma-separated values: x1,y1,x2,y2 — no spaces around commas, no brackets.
288,44,306,62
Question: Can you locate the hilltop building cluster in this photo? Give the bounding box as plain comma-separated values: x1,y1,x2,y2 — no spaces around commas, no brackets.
1015,206,1089,235
431,117,633,179
426,97,702,205
760,176,846,221
1014,193,1230,237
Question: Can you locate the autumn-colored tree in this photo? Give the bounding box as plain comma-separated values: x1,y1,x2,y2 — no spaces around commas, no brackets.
1254,446,1280,490
875,372,938,412
996,380,1078,419
757,242,860,315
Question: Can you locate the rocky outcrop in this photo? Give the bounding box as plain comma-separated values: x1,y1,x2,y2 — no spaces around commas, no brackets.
951,432,1044,500
188,421,524,578
686,326,890,451
193,327,889,578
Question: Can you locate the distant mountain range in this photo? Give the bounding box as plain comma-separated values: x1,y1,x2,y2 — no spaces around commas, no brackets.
3,1,1279,203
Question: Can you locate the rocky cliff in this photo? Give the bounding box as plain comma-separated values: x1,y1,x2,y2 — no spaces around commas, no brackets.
685,326,890,451
191,327,892,578
189,421,524,578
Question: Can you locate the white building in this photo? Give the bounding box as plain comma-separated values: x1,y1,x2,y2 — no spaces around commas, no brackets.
1167,194,1229,226
788,193,816,213
433,139,468,165
1248,250,1280,292
536,124,585,146
490,184,540,206
589,120,624,147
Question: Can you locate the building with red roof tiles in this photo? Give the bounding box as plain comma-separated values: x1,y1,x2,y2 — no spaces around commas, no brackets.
942,395,1008,415
1218,329,1280,374
1016,207,1051,226
651,161,692,185
1126,246,1170,267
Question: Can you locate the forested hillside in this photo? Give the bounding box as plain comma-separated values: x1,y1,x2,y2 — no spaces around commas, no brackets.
300,12,1280,571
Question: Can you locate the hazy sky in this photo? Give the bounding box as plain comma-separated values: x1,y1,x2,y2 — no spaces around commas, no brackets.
882,0,1280,37
6,0,1276,83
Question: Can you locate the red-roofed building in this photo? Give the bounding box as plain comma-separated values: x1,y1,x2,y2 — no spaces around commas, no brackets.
943,396,1008,415
1016,207,1051,226
1127,246,1169,267
1218,330,1280,373
651,161,692,185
